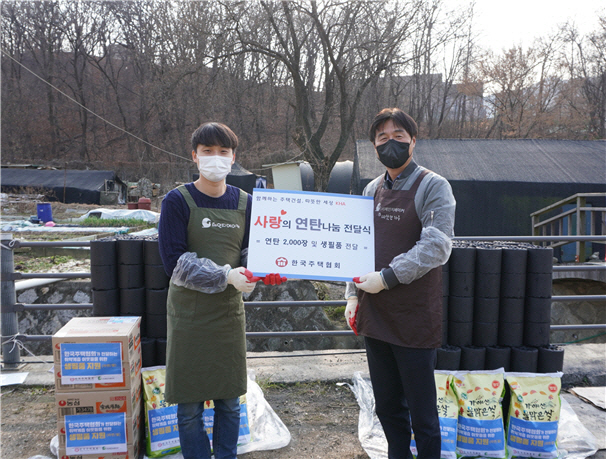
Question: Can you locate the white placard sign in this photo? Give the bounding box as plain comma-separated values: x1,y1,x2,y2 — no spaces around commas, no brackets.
248,189,375,282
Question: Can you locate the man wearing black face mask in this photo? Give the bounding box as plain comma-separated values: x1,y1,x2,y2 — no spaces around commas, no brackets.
345,108,456,459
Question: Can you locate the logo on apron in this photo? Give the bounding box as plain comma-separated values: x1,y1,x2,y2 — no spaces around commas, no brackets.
201,217,241,229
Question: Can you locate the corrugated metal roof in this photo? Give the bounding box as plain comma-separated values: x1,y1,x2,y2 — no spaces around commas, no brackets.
356,139,605,184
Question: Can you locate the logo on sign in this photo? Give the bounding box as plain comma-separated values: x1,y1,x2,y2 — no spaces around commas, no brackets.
276,257,288,268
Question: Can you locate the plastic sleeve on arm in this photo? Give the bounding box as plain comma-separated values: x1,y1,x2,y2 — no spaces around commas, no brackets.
345,281,359,299
388,226,452,285
170,252,231,294
418,174,456,238
240,247,248,268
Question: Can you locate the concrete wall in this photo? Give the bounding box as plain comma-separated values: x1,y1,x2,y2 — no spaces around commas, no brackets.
14,281,92,355
9,279,361,357
7,277,603,357
552,278,606,344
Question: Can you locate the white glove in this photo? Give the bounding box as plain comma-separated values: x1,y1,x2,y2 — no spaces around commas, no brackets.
345,297,359,331
227,267,258,293
354,271,387,294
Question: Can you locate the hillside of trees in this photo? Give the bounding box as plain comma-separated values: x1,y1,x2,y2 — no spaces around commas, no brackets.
2,1,604,188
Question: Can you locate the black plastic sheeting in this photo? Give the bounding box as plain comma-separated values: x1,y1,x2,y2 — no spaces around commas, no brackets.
450,180,605,236
1,168,126,204
353,139,606,237
351,138,606,185
227,174,257,194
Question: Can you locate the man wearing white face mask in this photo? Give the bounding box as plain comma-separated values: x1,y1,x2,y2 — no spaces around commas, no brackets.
158,122,285,459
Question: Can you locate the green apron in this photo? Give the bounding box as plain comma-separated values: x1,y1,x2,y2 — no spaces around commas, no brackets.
165,185,248,404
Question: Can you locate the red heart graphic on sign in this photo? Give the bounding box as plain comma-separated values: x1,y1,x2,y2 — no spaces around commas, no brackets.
281,210,287,215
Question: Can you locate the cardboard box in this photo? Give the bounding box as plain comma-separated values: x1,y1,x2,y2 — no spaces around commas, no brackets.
57,402,142,451
57,436,140,459
55,387,142,420
53,317,141,392
53,317,141,365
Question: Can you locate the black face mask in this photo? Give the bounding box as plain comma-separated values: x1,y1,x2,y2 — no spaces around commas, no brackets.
376,139,411,169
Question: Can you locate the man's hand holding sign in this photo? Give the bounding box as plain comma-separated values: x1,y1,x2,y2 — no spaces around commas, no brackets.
228,267,286,291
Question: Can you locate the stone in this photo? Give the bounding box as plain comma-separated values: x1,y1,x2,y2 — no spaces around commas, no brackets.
244,280,358,352
15,281,92,355
138,178,153,198
551,279,606,345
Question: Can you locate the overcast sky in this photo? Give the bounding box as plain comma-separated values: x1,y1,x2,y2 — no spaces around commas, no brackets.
454,0,605,52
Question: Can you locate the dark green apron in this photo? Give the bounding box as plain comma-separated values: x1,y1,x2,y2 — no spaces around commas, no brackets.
165,185,248,404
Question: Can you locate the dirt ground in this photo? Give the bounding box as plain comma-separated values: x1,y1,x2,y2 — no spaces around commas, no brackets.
1,382,370,459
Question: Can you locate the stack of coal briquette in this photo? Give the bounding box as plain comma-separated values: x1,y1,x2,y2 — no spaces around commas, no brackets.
91,235,168,368
437,241,564,374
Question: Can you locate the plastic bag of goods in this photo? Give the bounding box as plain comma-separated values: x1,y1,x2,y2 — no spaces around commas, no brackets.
436,370,459,459
142,366,181,457
410,370,459,459
504,372,563,458
453,368,507,458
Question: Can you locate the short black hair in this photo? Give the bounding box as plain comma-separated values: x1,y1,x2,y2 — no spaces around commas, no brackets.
369,108,418,143
191,122,238,152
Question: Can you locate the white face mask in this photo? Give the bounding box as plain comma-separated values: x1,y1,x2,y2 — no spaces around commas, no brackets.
197,155,233,182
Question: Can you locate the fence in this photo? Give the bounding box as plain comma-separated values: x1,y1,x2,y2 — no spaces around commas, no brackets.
2,234,605,367
531,192,606,261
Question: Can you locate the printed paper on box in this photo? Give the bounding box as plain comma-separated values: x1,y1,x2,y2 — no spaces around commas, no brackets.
64,412,127,455
60,342,123,385
248,189,375,282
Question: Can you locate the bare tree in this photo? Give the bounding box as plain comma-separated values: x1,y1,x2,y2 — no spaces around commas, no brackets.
346,1,476,141
56,1,107,161
560,16,606,139
105,1,166,165
1,2,28,162
3,0,601,181
432,3,480,138
230,0,433,190
7,1,64,158
84,18,134,155
480,46,540,138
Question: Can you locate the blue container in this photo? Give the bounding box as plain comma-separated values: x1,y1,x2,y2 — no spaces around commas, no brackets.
36,203,53,222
